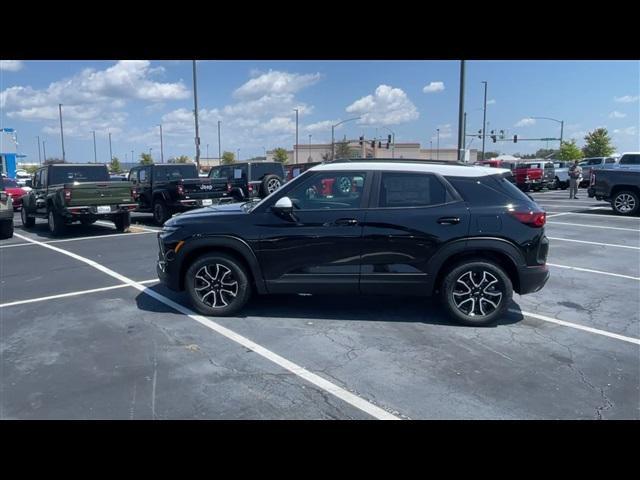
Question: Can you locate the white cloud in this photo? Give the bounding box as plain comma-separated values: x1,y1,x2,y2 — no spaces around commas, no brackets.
487,99,496,105
614,95,639,103
233,70,321,99
305,120,340,132
0,60,23,72
613,126,638,136
515,118,536,127
609,111,627,118
423,81,445,93
346,84,419,126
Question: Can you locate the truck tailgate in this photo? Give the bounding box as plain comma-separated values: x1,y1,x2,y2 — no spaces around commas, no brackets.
64,181,134,206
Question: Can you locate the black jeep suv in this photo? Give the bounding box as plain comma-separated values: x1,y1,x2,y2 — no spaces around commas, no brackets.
208,161,285,201
158,161,549,326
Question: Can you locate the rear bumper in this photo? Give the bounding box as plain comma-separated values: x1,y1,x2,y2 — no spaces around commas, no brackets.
64,204,137,216
517,265,550,295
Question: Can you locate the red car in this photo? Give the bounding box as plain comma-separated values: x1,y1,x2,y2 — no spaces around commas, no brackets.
2,178,27,210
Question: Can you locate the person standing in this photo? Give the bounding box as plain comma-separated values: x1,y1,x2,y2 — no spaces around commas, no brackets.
568,160,583,199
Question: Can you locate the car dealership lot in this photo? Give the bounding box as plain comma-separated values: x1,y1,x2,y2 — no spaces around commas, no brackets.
1,192,639,420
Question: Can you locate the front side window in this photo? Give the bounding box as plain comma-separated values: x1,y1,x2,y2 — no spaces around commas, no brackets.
605,157,616,164
379,172,447,208
286,171,367,210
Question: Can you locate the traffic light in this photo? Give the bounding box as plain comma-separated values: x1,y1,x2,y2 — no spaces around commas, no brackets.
491,135,497,143
378,141,382,148
359,136,364,146
513,134,518,143
371,140,376,148
386,141,390,149
478,129,482,139
387,134,392,143
500,129,505,139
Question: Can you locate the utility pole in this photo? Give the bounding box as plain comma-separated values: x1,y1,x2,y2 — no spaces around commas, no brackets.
457,60,466,162
42,140,47,164
481,81,488,162
436,129,440,160
463,112,467,150
36,136,42,165
294,108,299,164
430,141,433,159
308,134,312,162
108,132,113,162
217,120,222,161
59,103,66,162
92,130,97,163
158,124,164,163
131,150,134,164
192,60,201,171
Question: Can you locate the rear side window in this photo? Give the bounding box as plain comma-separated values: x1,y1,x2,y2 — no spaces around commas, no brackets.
252,163,284,180
154,165,198,181
379,172,447,208
605,157,616,164
447,174,532,205
620,154,640,165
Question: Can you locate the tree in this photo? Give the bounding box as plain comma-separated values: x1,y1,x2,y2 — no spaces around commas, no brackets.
272,147,289,163
557,140,583,161
169,155,190,164
582,128,615,157
139,153,153,165
335,140,352,159
221,151,235,164
24,165,39,174
109,156,122,173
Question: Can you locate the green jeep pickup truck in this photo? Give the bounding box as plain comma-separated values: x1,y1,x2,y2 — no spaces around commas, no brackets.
21,164,137,235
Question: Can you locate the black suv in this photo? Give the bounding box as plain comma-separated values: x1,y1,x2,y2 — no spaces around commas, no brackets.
157,161,549,326
208,161,285,201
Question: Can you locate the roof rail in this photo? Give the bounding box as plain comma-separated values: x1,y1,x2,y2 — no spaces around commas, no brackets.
323,158,468,166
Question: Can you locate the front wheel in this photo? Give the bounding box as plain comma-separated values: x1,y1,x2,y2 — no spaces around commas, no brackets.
440,260,513,326
612,190,639,216
185,253,252,316
113,212,131,232
0,220,13,239
21,206,35,228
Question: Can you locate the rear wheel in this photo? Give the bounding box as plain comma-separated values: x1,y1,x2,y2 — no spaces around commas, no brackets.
47,209,66,236
440,260,513,326
113,212,131,232
0,219,13,239
21,206,35,228
611,190,639,216
185,253,252,316
153,200,170,225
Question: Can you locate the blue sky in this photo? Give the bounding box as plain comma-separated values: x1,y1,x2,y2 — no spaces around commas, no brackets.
1,60,638,163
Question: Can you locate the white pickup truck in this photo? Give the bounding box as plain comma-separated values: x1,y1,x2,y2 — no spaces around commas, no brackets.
550,161,570,190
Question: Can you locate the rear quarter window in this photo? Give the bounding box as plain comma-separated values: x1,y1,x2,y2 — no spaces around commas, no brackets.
447,174,532,205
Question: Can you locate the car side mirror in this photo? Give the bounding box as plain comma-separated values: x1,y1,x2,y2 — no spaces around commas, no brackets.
272,196,293,214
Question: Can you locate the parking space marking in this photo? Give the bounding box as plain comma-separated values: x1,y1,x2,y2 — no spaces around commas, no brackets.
547,237,640,250
11,232,401,421
514,309,640,346
544,211,640,221
0,279,158,308
0,231,154,249
547,221,640,232
547,262,640,281
95,220,161,233
546,213,572,218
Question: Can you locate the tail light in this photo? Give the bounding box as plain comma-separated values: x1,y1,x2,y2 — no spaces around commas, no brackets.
510,211,546,228
227,182,231,193
248,184,254,194
132,188,139,200
177,184,184,196
591,171,596,186
63,188,72,204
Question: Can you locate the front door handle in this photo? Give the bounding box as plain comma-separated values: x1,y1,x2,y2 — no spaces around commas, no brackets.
437,216,460,225
334,218,359,226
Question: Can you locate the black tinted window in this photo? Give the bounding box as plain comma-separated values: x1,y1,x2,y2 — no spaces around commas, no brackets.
286,171,367,210
379,172,446,208
620,154,640,165
252,163,284,180
605,157,616,164
154,164,198,181
49,166,109,184
447,174,531,205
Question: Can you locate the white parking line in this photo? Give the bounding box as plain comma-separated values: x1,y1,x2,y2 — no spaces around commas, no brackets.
11,232,400,421
511,309,640,346
547,221,640,232
547,237,640,250
545,211,640,221
547,262,640,281
95,220,161,233
0,231,154,249
0,279,159,308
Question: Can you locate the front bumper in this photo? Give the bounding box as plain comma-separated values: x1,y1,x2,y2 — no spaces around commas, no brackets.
518,265,550,295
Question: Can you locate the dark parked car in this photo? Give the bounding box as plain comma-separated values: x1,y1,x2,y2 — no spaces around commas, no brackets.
209,161,285,201
128,164,231,224
157,160,549,326
588,167,640,215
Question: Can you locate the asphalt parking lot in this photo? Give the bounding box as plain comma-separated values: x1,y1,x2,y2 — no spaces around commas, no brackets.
1,189,639,420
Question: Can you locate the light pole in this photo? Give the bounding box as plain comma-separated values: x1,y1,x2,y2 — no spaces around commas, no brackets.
36,136,42,165
294,108,299,164
59,103,66,162
192,60,201,170
308,134,312,162
430,141,433,159
92,131,97,163
158,124,164,163
529,117,564,152
481,81,488,162
436,128,440,160
42,140,47,163
331,117,361,160
217,120,221,161
108,132,113,162
237,149,240,161
457,60,466,162
131,150,134,164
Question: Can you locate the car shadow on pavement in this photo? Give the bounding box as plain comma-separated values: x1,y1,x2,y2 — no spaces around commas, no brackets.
134,284,523,328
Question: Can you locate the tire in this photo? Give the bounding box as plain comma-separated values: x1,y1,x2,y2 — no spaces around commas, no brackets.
440,260,513,327
185,253,252,316
549,177,559,190
260,175,282,197
333,176,352,196
21,206,35,228
47,209,66,236
113,212,131,232
153,199,170,225
0,220,13,239
532,185,542,192
80,218,97,226
611,190,639,216
560,182,568,190
522,184,531,192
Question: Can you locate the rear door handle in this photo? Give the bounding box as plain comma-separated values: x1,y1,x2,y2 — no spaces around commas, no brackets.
334,218,359,226
437,216,460,225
